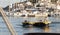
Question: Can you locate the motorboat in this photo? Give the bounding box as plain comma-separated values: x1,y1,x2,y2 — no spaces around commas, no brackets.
22,20,51,27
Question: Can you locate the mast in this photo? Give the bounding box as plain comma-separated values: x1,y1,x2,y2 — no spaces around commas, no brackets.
8,0,10,12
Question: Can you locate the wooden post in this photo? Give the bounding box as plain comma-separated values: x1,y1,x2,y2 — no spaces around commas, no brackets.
0,7,17,35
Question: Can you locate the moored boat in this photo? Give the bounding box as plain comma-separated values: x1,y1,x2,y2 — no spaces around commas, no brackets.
22,20,51,27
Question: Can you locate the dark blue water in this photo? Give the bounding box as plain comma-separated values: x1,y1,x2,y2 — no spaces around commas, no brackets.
0,17,11,35
0,17,60,35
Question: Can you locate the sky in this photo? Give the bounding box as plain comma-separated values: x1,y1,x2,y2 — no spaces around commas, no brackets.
0,0,26,8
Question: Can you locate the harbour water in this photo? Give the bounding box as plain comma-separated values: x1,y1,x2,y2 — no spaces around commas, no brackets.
0,17,60,35
0,0,60,35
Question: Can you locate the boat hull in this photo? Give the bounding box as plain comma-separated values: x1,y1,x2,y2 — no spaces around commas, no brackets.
22,22,49,27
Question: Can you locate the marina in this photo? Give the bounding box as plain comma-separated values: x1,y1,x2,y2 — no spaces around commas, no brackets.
0,0,60,35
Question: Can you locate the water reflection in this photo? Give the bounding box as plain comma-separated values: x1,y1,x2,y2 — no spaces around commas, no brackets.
23,25,50,32
43,26,50,32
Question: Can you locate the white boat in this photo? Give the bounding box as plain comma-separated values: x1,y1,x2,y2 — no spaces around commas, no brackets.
27,13,35,17
5,12,14,16
35,13,48,17
13,12,22,16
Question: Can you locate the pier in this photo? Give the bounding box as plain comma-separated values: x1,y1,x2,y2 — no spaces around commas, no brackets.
0,7,17,35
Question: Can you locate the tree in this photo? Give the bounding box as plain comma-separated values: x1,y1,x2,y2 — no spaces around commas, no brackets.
51,0,58,4
28,0,38,6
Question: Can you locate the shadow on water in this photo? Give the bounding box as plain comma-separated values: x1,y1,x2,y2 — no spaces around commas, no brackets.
24,33,60,35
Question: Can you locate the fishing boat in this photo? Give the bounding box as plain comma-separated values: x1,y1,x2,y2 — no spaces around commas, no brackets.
22,19,51,27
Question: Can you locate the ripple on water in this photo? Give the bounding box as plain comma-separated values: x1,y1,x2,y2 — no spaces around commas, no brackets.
0,17,60,35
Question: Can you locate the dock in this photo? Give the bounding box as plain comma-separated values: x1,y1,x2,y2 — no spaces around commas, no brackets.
0,7,17,35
